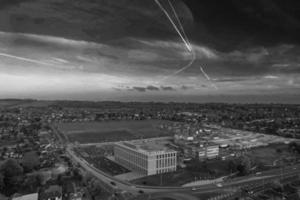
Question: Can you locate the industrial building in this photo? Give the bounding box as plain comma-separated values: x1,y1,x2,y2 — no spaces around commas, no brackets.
198,143,219,160
114,139,177,176
182,142,219,160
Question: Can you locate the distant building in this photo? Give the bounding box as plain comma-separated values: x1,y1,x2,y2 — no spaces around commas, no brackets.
12,193,38,200
198,143,219,160
114,140,177,176
39,185,62,200
63,180,83,200
182,142,219,160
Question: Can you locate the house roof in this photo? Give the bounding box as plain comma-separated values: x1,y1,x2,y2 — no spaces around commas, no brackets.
12,193,38,200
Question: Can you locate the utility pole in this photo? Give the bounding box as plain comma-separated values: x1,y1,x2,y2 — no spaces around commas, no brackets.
263,177,265,194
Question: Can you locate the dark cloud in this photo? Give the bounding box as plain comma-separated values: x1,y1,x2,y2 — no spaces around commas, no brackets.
1,0,300,101
0,0,29,10
126,85,161,92
184,0,300,51
132,87,146,92
1,0,300,51
181,85,193,90
214,77,249,83
127,85,176,92
161,86,176,91
146,85,160,91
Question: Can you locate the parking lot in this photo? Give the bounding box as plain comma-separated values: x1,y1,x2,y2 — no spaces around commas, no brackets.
74,146,130,176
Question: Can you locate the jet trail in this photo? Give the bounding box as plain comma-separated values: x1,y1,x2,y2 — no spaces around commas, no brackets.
154,0,217,89
200,66,218,89
200,66,211,81
0,52,54,66
154,0,194,83
154,0,192,52
167,0,190,48
160,50,196,82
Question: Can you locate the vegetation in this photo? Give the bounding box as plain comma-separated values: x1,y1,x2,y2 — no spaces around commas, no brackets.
0,159,24,195
22,151,40,172
58,120,172,143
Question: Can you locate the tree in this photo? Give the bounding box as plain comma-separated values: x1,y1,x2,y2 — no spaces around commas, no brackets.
22,174,42,192
0,159,23,177
87,178,102,199
72,167,83,181
0,173,4,191
236,156,251,176
276,148,282,153
272,180,283,193
22,151,40,172
289,142,300,154
227,160,237,173
186,159,208,172
0,159,24,195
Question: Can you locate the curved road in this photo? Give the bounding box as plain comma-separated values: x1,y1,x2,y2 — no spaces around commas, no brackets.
51,125,300,198
66,144,300,196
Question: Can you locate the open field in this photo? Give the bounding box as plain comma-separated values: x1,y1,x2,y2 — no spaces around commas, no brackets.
246,143,299,167
57,120,173,143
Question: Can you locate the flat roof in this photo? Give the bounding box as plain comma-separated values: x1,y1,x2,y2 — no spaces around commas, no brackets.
117,139,176,154
13,193,38,200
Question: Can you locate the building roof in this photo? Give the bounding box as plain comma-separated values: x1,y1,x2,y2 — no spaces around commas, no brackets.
117,139,176,155
12,193,38,200
39,185,62,200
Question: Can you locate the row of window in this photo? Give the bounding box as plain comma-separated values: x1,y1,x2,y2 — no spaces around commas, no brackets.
156,156,176,168
156,152,176,159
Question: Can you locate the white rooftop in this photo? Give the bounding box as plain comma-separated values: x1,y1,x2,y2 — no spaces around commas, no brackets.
13,193,38,200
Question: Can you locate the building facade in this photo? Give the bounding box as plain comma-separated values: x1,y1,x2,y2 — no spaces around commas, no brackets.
114,141,177,176
198,144,219,160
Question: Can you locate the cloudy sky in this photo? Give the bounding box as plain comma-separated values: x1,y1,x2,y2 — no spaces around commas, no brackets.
0,0,300,103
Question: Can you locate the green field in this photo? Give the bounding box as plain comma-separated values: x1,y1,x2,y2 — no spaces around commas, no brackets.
132,159,234,186
246,143,298,167
57,120,172,143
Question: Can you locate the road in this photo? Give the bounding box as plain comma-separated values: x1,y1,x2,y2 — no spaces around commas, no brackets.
66,144,300,195
51,124,300,198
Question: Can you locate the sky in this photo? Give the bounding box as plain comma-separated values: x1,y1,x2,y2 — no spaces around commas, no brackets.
0,0,300,103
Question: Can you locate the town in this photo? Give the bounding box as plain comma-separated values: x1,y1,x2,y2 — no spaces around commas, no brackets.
0,99,300,200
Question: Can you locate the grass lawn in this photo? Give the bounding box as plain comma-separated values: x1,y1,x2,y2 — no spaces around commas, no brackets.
57,120,172,143
132,169,198,186
132,159,234,186
246,143,297,166
68,130,136,143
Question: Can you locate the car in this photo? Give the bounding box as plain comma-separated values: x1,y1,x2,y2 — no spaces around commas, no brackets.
216,183,223,187
191,187,197,191
138,190,144,194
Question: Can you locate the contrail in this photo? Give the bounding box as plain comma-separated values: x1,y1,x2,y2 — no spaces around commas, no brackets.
154,0,194,83
0,52,53,66
154,0,192,52
160,50,196,82
154,0,217,89
200,66,210,81
200,66,218,89
167,0,190,47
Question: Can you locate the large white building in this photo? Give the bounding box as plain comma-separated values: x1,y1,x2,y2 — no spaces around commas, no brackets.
114,140,177,176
